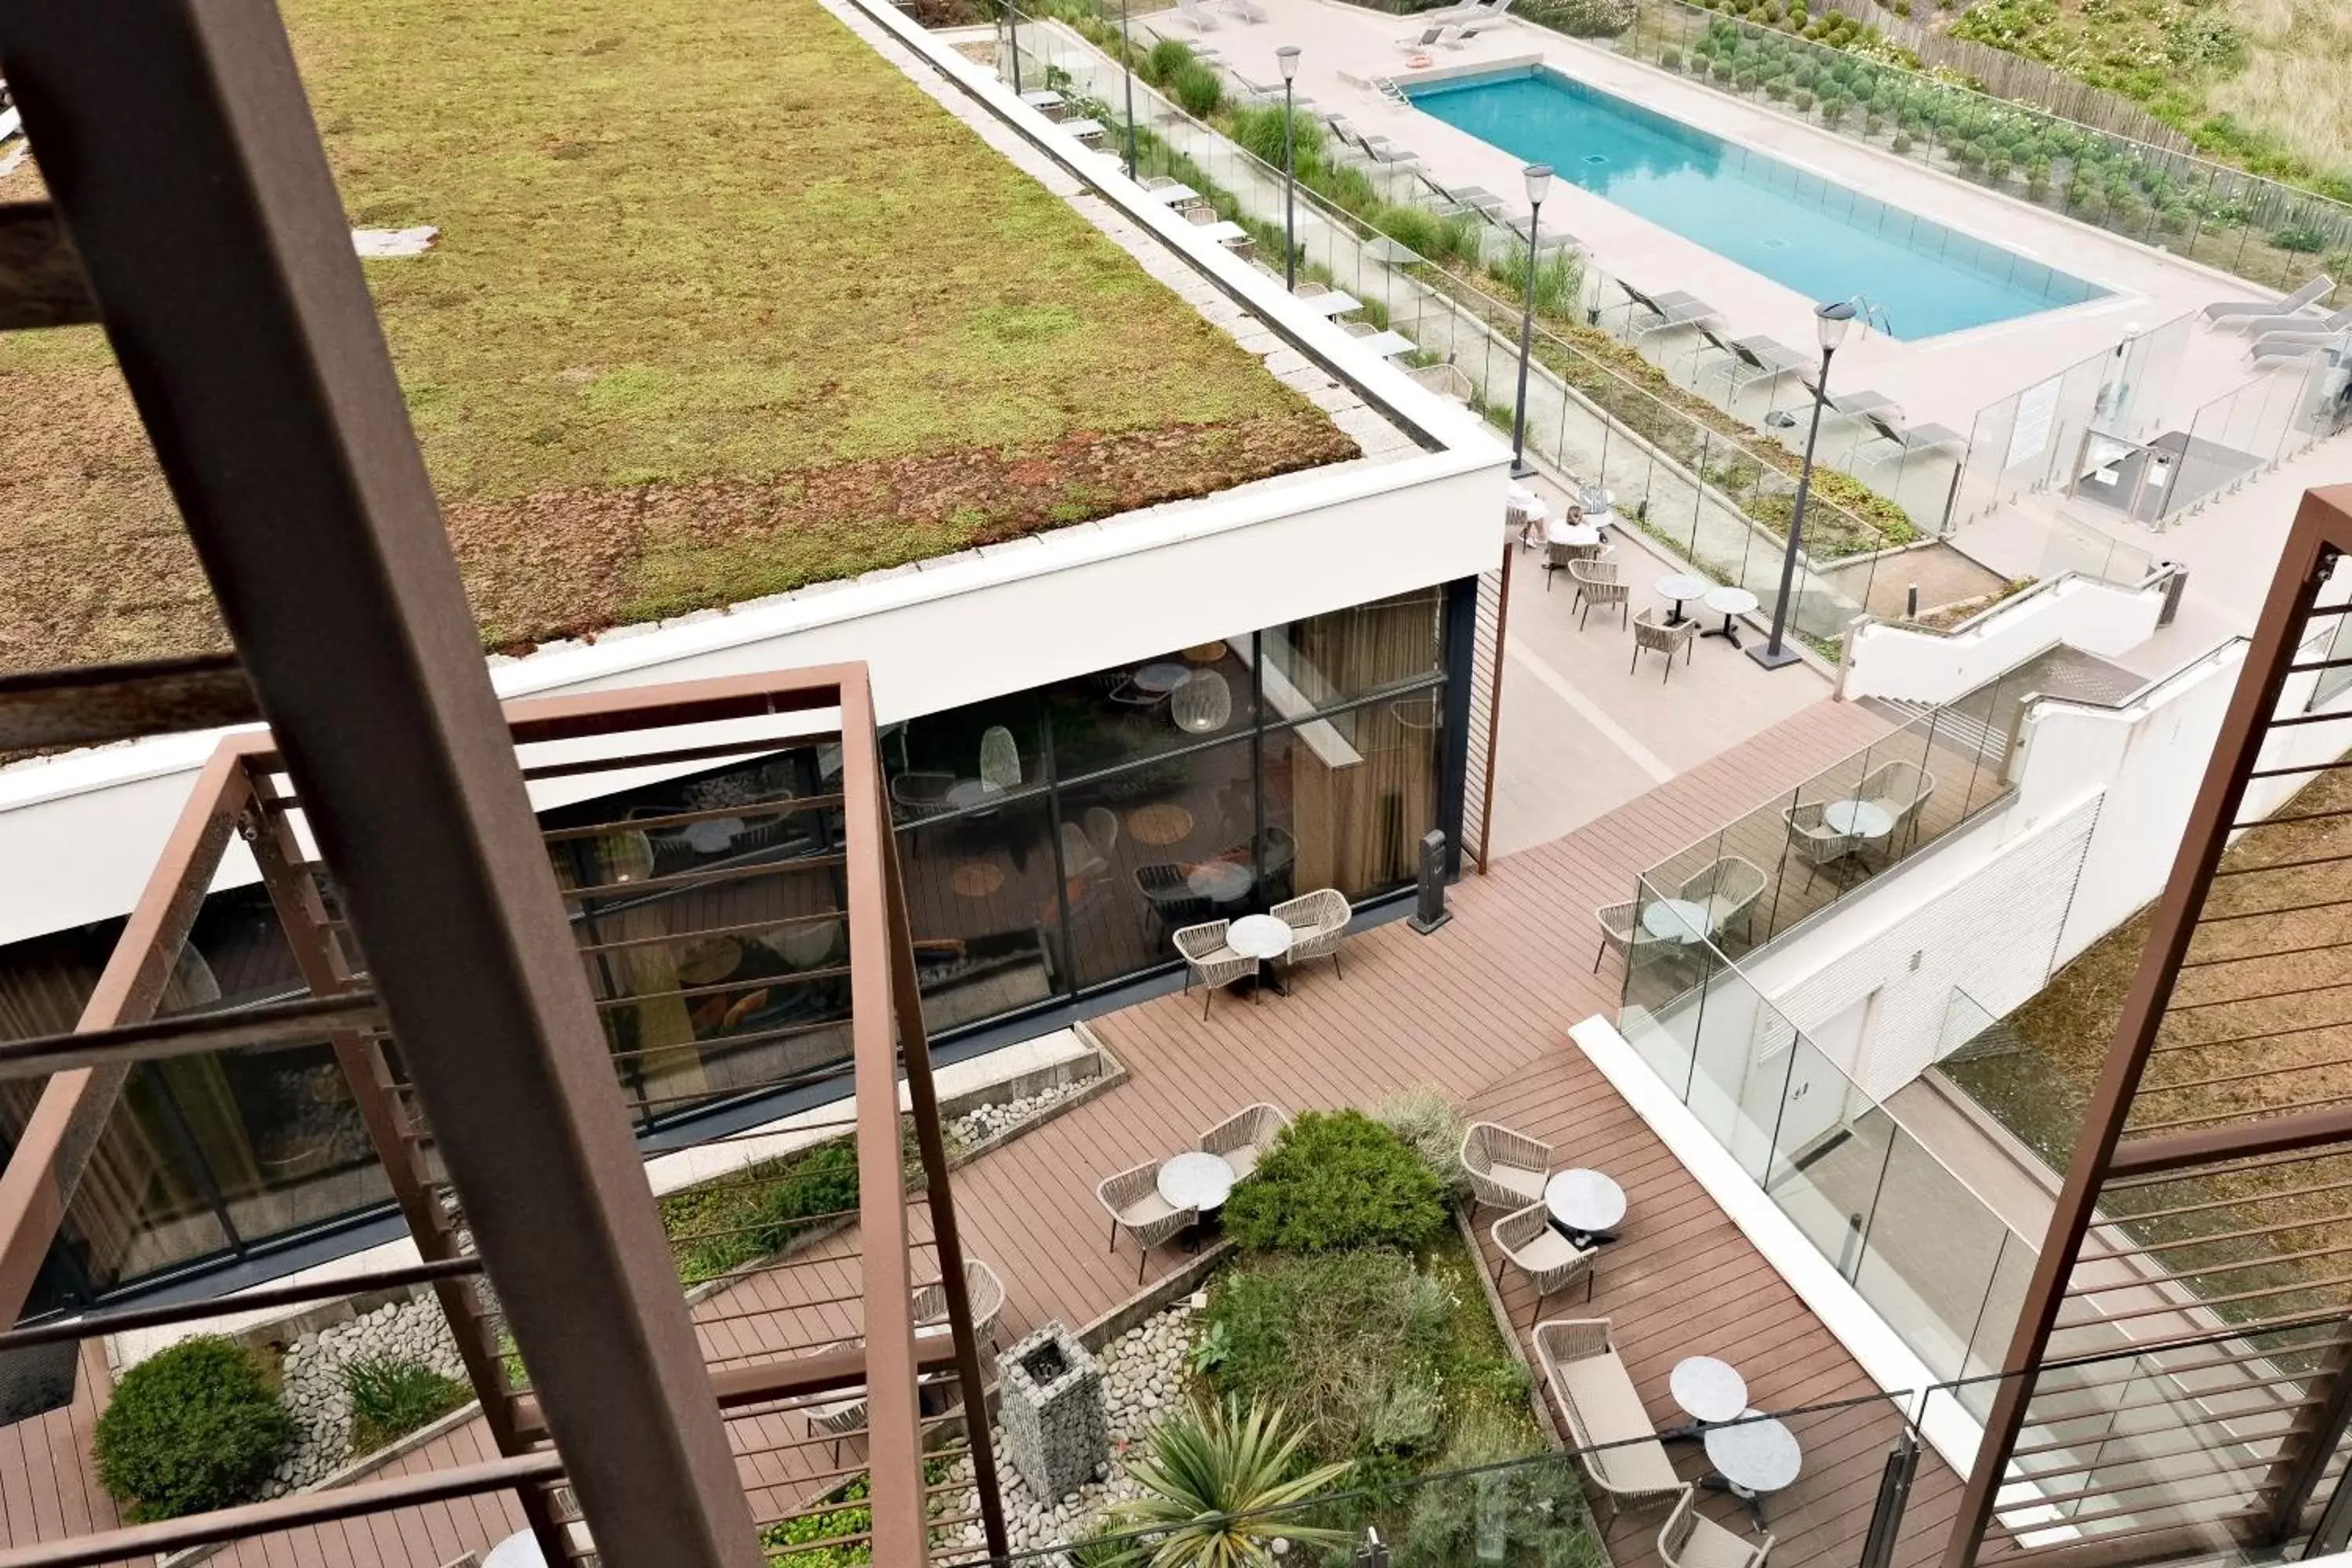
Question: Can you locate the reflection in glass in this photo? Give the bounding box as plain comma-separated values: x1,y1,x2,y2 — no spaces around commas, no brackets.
1261,696,1440,902
1261,590,1443,716
884,691,1047,822
1044,643,1253,779
1058,739,1258,992
896,794,1065,1037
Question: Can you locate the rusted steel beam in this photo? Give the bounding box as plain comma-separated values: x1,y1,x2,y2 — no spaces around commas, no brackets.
0,201,98,329
0,993,379,1080
0,742,249,1326
0,0,764,1556
0,651,256,750
1945,485,2352,1568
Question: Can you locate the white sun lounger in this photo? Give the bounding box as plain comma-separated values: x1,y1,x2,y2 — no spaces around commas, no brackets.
2205,274,2332,327
2252,330,2350,367
1175,0,1221,31
2241,307,2352,345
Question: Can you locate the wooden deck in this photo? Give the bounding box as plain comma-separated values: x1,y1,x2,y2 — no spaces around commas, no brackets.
9,692,1984,1566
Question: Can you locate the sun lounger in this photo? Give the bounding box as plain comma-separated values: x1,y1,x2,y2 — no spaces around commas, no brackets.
2252,330,2350,367
1175,0,1221,31
2242,308,2352,347
2205,274,2332,327
1857,413,1965,473
1225,0,1267,20
1619,285,1718,343
1413,0,1514,26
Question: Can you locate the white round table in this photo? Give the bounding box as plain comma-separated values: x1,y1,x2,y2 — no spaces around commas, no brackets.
681,816,747,854
1822,799,1896,839
1131,662,1192,695
944,779,1004,811
1707,1413,1803,1495
1640,897,1713,944
1158,1149,1238,1210
485,1533,551,1568
1547,520,1602,547
1225,914,1294,961
1657,573,1711,626
1701,586,1761,646
1544,1168,1627,1236
1671,1357,1750,1425
1187,860,1254,902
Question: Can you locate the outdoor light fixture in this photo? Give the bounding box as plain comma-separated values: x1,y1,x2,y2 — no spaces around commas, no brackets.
1508,162,1555,480
1751,298,1860,670
1119,0,1139,180
1278,45,1302,290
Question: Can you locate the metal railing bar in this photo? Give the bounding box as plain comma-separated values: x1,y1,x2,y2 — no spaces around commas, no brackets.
0,992,383,1080
0,1256,485,1350
539,795,845,842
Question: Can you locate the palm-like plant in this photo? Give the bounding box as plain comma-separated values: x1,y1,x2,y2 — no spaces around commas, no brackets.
1103,1396,1352,1567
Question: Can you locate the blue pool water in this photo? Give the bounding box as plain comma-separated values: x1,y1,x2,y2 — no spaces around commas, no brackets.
1405,67,2107,340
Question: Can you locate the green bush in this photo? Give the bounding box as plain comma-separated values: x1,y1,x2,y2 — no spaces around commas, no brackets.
1371,1084,1471,1204
665,1138,864,1283
1400,1414,1604,1568
344,1356,471,1454
94,1338,294,1523
1533,0,1635,35
1221,1110,1446,1254
1227,102,1323,172
760,1475,873,1566
1170,59,1223,118
1144,36,1193,85
2274,222,2330,254
1659,45,1682,69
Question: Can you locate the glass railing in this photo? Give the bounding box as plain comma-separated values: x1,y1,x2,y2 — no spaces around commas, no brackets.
1618,914,2037,1397
1632,660,2034,961
2154,356,2352,527
991,7,1906,653
941,1388,1925,1568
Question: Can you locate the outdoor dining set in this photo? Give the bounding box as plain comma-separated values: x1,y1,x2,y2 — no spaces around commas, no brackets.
1094,1101,1290,1280
1466,1118,1791,1558
1170,884,1350,1017
1512,483,1762,683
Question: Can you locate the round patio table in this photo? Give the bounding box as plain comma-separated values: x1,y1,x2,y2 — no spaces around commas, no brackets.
1823,799,1896,840
1702,586,1761,646
944,779,1004,811
1707,1413,1802,1524
485,1534,552,1568
1131,662,1192,695
1639,897,1714,944
1158,1149,1238,1211
1671,1356,1750,1425
1226,913,1296,997
1657,574,1711,626
1544,1168,1627,1243
1547,521,1602,548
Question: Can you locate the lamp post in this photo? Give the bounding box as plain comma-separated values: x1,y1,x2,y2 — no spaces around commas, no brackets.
1278,46,1301,289
1119,0,1139,179
1006,0,1023,96
1508,162,1553,480
1749,299,1858,670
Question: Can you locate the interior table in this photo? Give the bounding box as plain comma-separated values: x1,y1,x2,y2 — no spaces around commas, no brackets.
1157,1149,1237,1212
943,779,1004,812
1186,860,1255,903
1657,573,1711,626
1639,897,1714,944
1131,662,1192,695
1666,1356,1750,1439
1822,799,1896,840
1705,1413,1802,1526
1544,1167,1627,1246
1701,586,1761,645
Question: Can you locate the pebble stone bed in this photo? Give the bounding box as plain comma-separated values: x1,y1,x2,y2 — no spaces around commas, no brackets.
938,1300,1250,1564
264,1297,466,1496
949,1076,1088,1150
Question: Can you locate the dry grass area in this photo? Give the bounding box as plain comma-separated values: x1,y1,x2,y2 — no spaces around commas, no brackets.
0,0,1348,672
2206,0,2352,180
1944,758,2352,1322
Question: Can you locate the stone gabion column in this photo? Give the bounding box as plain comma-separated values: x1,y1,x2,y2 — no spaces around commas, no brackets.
995,1320,1108,1504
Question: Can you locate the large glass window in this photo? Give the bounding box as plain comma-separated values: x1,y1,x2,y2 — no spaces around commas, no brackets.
2,585,1462,1305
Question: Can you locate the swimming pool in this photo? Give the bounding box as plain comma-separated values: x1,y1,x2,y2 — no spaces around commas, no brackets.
1404,67,2107,340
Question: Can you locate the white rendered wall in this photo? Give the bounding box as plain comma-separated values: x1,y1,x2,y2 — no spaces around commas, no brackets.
1841,572,2172,706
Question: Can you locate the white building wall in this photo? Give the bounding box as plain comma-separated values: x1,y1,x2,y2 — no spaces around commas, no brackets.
1748,797,2100,1098
1840,571,2173,707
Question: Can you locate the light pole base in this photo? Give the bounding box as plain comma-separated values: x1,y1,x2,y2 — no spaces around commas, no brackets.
1509,457,1539,480
1745,641,1805,671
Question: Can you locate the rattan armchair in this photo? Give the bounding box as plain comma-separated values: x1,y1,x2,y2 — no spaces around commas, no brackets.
1570,560,1630,630
1200,1102,1290,1181
1780,800,1857,891
1097,1160,1196,1283
1660,1486,1774,1568
1679,855,1769,946
1632,607,1698,681
1271,887,1349,982
1544,537,1602,588
1493,1201,1595,1323
1858,759,1937,853
1461,1120,1552,1211
912,1258,1007,1353
1174,918,1256,1018
804,1388,870,1465
1593,898,1667,974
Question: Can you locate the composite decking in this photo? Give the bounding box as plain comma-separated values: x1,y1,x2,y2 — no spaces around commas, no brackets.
12,692,1972,1566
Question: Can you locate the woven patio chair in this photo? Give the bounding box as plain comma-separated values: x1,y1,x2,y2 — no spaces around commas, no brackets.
1631,607,1697,681
1174,918,1256,1018
1660,1486,1774,1568
1199,1102,1290,1181
1270,887,1350,982
1461,1120,1551,1211
1679,855,1768,946
1493,1201,1595,1323
911,1258,1007,1353
1780,800,1857,891
1858,759,1937,853
1570,561,1629,630
804,1388,870,1465
1096,1160,1196,1283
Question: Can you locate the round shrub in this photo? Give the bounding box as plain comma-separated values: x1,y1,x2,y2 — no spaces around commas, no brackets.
1221,1109,1446,1254
95,1337,293,1522
1659,45,1683,69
